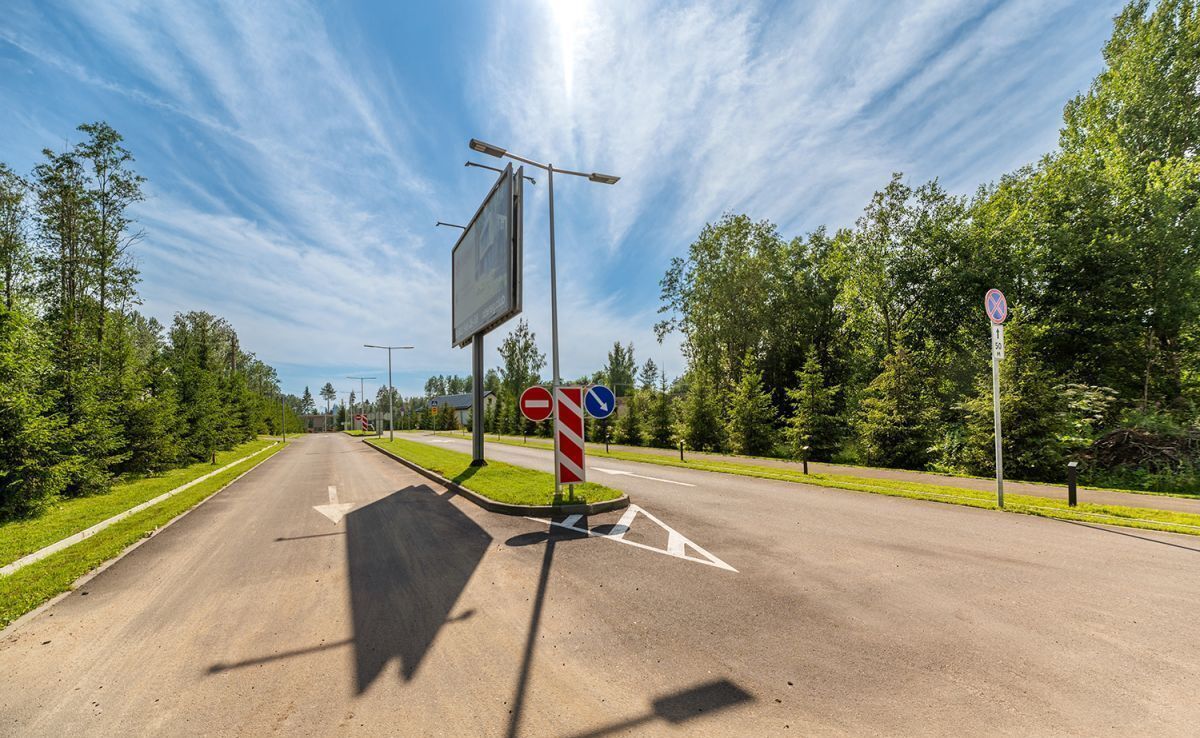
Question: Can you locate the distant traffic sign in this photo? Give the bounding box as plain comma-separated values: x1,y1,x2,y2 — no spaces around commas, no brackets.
985,289,1008,324
519,385,554,422
584,385,616,419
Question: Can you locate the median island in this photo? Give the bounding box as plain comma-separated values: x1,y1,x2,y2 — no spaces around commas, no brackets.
366,437,624,508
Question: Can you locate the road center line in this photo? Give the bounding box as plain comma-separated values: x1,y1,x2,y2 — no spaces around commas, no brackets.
591,466,696,487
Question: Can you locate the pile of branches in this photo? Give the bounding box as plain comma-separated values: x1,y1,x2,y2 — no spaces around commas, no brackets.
1089,427,1200,472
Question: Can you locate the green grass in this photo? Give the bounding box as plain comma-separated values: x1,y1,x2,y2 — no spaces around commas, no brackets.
368,437,623,507
343,429,380,437
0,438,276,568
422,432,1200,537
0,442,285,629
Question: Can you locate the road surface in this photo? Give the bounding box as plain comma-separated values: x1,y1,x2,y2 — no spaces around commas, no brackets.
2,432,1198,736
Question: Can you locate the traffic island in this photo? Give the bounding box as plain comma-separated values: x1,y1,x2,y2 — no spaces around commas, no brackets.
364,437,629,517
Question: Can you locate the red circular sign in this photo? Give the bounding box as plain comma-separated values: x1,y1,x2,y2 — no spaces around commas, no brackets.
519,385,554,422
985,288,1008,324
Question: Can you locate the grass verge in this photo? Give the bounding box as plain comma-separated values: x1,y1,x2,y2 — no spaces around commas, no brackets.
368,437,622,507
425,433,1200,537
0,438,278,567
0,442,285,629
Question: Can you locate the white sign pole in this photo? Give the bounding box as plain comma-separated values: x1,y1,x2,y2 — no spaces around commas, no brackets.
991,325,1004,508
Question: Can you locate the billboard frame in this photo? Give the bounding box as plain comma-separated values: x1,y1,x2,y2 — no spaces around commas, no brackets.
450,164,524,348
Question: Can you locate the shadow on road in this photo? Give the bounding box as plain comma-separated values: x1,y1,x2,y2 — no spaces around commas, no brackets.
1048,517,1200,554
345,484,490,693
566,679,754,737
206,484,489,694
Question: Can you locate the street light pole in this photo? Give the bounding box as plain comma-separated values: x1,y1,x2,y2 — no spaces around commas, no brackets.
467,138,619,497
364,345,413,442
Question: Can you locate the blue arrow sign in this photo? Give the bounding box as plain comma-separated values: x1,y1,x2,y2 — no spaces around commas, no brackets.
585,385,616,419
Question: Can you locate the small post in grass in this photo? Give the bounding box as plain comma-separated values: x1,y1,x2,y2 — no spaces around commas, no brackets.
679,440,685,461
1067,461,1079,507
802,445,810,475
605,427,610,454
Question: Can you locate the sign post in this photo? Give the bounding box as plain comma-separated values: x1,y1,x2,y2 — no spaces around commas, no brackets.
554,386,586,498
985,289,1008,508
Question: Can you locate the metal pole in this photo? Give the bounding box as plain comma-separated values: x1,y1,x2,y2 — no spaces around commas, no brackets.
471,334,486,466
360,377,365,432
388,349,394,442
1068,461,1078,507
281,395,286,442
548,165,561,498
992,343,1004,508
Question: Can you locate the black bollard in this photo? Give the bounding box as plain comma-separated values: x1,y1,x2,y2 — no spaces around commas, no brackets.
802,445,810,475
679,440,685,461
1067,461,1078,507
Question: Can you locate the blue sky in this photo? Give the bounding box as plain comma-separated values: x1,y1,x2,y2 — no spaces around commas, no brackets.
1,0,1123,399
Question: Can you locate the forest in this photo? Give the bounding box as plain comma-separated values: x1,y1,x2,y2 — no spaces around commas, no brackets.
0,122,302,522
405,2,1200,492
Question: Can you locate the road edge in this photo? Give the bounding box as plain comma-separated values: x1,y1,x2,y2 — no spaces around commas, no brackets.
0,440,291,639
363,438,630,517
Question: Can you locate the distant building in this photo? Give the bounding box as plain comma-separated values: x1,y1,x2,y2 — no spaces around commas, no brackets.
300,414,335,432
429,391,496,426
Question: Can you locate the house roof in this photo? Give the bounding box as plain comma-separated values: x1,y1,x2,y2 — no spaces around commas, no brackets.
429,391,494,410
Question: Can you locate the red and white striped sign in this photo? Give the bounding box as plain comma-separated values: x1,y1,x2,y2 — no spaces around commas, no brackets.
355,413,370,431
554,386,586,484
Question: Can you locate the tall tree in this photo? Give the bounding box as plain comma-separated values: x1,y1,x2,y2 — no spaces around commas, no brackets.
725,351,777,456
785,353,840,461
0,164,31,309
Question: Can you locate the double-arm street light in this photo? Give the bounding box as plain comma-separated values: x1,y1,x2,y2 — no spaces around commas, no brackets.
364,344,413,442
346,375,376,432
468,138,619,496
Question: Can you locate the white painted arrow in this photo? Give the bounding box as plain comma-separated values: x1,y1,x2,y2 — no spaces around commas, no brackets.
313,485,355,524
587,388,609,412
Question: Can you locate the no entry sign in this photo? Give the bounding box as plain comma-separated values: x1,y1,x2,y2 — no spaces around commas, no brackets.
519,385,553,422
555,386,586,484
985,289,1008,324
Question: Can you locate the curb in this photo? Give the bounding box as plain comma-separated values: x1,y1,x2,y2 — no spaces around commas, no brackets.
363,439,630,517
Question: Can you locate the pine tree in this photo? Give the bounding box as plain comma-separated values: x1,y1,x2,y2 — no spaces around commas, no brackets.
680,369,724,451
615,392,642,446
856,346,938,468
301,386,315,414
725,351,777,455
643,375,675,448
785,353,840,460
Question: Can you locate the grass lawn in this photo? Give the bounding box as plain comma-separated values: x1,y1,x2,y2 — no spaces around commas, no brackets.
368,437,623,507
0,438,277,568
0,442,285,629
343,430,381,437
425,432,1200,537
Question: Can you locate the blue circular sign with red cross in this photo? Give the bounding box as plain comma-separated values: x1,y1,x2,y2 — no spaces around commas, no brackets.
985,289,1008,324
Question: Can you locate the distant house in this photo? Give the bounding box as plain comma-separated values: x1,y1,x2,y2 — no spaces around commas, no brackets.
429,391,496,426
300,413,334,432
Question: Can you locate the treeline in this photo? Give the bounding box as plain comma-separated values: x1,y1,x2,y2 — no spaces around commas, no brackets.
413,3,1200,492
653,2,1200,489
0,123,300,521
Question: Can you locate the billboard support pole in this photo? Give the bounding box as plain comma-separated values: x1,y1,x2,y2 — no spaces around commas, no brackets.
471,333,486,466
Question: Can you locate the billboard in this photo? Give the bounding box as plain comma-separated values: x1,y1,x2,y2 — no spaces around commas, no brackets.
451,164,523,347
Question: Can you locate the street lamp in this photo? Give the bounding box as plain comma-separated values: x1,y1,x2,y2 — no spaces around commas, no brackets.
347,376,376,433
466,160,536,185
467,137,619,497
435,221,466,230
364,345,413,442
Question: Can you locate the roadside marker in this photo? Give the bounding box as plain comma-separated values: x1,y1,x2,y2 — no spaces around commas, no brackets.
584,384,616,419
555,386,586,485
985,288,1007,508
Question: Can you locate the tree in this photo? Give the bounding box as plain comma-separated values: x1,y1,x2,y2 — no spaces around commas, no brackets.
615,393,642,446
679,369,724,451
320,382,336,430
855,347,939,468
0,163,31,309
301,386,315,414
0,305,67,517
638,358,659,391
785,353,840,460
497,319,546,398
603,342,637,395
643,374,675,448
725,352,777,455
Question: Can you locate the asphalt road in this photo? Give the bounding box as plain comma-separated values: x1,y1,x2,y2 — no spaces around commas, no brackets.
2,432,1199,736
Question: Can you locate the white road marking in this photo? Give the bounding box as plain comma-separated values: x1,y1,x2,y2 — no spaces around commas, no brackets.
591,466,695,487
525,504,736,572
313,485,355,524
